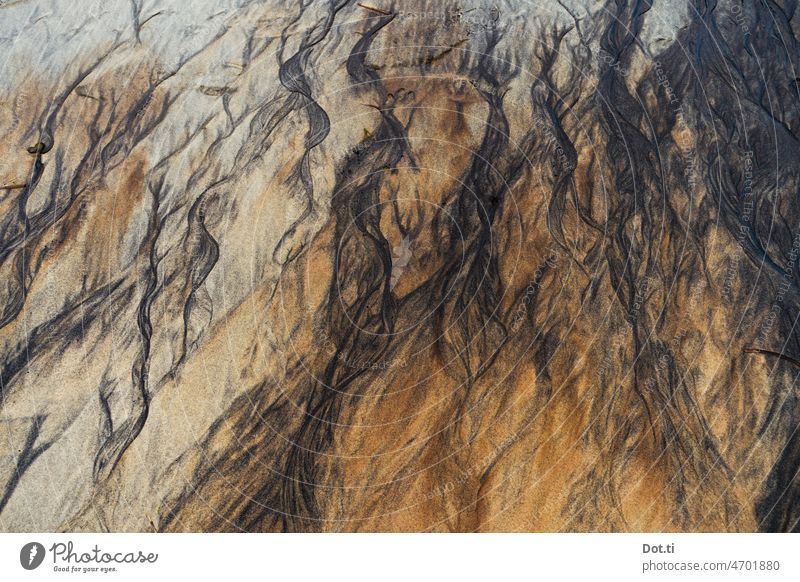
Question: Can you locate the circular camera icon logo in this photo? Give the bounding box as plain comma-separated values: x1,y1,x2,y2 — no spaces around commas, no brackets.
20,542,45,570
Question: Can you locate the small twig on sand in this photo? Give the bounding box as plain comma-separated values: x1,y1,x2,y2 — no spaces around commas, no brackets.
743,347,800,370
357,3,392,16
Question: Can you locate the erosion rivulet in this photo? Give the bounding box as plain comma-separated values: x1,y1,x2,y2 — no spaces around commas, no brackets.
1,0,799,532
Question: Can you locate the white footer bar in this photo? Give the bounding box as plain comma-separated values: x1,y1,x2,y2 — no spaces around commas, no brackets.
0,533,797,581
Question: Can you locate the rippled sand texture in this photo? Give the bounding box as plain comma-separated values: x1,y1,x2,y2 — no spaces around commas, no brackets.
1,0,800,532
